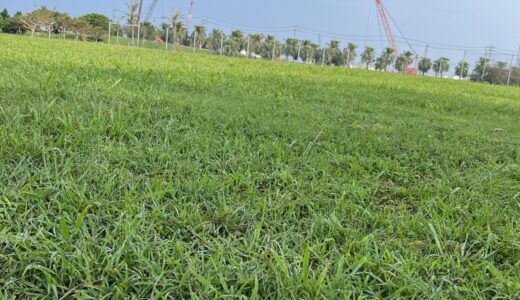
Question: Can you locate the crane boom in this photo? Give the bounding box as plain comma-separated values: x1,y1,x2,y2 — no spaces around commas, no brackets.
186,0,196,30
143,0,159,23
137,0,144,25
375,0,397,55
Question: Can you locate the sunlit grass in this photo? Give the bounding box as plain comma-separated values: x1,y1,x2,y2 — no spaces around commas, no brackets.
0,34,519,298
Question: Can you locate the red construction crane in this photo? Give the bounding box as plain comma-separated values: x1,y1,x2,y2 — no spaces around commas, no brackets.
375,0,419,75
375,0,397,56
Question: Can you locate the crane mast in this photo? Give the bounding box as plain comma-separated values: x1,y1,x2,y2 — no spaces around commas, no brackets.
375,0,397,55
137,0,144,25
143,0,159,23
187,0,196,30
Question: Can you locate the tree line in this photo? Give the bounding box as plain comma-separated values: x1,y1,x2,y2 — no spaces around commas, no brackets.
1,6,519,86
0,7,109,41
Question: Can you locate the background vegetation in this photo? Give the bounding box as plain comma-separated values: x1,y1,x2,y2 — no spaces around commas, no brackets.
1,6,520,86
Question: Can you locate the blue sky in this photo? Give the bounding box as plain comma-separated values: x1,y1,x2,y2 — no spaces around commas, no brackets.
2,0,519,67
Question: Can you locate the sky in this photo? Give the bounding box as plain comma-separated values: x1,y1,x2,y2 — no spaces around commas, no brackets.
2,0,519,68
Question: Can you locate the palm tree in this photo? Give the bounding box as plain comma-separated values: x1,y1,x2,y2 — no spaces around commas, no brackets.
225,30,245,55
418,57,432,75
248,33,264,57
208,28,224,53
327,40,342,66
343,43,358,68
168,11,183,48
300,40,318,63
125,0,139,44
394,51,414,73
455,60,470,79
329,40,340,49
361,46,375,69
375,57,385,71
285,38,299,60
488,61,509,84
375,47,395,72
433,57,450,77
262,35,280,59
140,21,156,40
231,30,245,50
193,25,206,48
470,57,491,82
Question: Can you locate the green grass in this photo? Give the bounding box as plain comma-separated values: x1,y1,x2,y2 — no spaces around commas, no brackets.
0,34,519,299
27,32,209,54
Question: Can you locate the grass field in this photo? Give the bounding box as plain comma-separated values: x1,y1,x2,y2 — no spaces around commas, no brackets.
1,34,519,299
26,32,210,54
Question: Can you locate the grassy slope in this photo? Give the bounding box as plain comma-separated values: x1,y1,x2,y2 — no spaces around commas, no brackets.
0,34,519,298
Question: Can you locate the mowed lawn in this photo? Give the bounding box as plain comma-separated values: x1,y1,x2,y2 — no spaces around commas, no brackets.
0,34,519,298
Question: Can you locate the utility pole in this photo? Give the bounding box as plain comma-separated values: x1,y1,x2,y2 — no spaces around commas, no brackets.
108,22,112,45
507,54,514,86
137,25,141,47
460,50,466,79
165,27,169,50
482,46,494,81
246,37,250,58
293,25,298,39
516,41,520,67
346,48,351,68
297,41,302,62
481,47,489,80
272,41,276,61
322,48,326,65
136,0,144,47
193,31,197,53
220,34,224,55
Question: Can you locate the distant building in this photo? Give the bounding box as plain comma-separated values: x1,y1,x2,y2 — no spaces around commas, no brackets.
250,52,262,59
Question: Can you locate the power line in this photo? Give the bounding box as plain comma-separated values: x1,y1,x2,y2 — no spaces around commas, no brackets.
380,3,416,55
203,19,495,53
516,42,520,67
204,20,292,33
204,20,503,54
364,0,373,47
375,7,384,50
142,9,519,55
203,16,293,30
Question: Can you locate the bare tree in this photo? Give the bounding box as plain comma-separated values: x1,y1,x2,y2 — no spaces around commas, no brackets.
54,12,72,39
70,18,90,41
20,6,55,38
